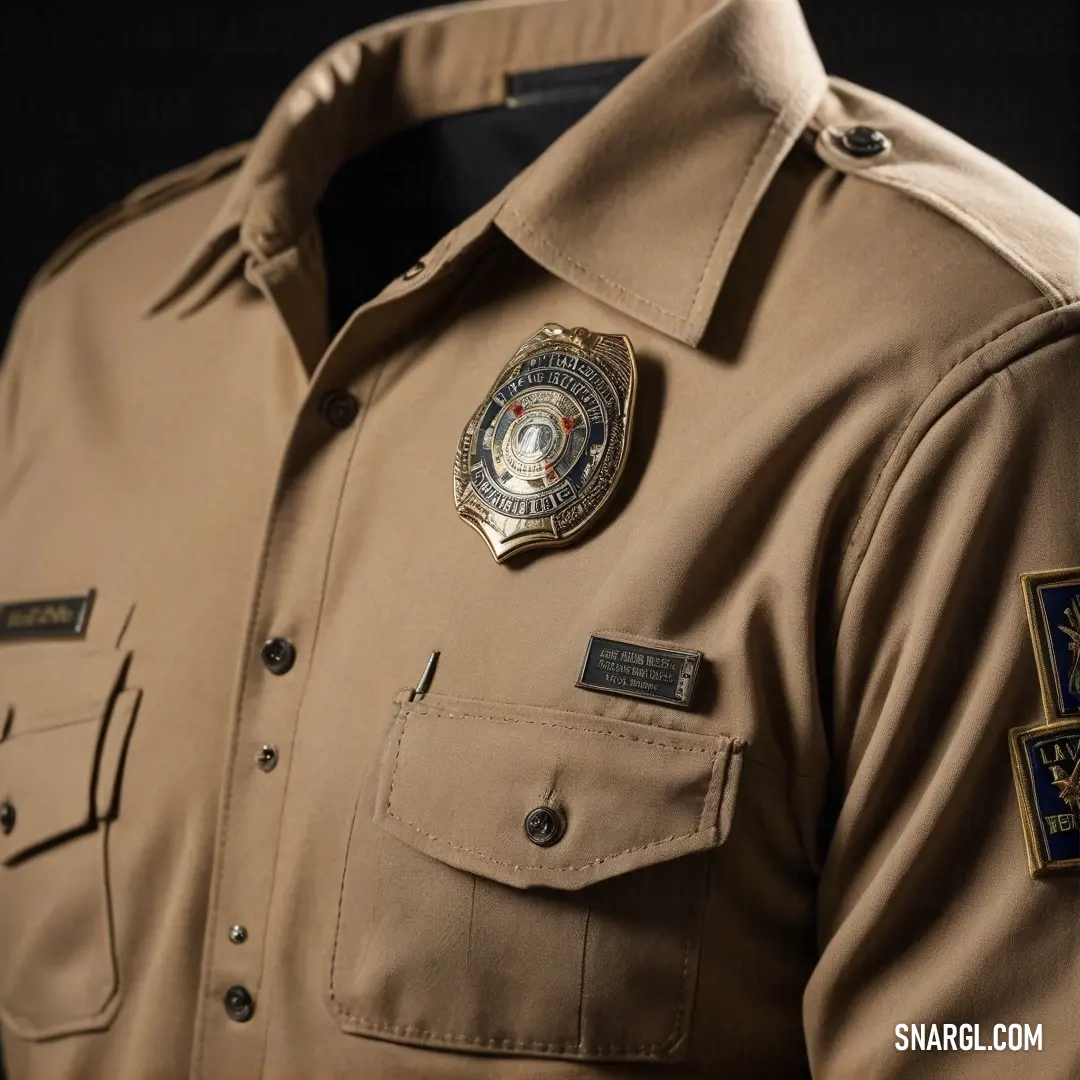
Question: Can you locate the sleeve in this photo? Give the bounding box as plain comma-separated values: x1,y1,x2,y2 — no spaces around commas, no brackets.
804,322,1080,1079
0,276,44,477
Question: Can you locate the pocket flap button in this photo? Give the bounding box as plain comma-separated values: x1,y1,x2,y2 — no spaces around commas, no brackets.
524,805,564,847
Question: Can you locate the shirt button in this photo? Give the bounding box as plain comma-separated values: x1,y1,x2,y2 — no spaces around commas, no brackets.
223,985,255,1023
255,745,279,772
228,925,248,945
835,124,890,157
403,260,426,280
260,637,296,675
0,801,15,835
524,805,565,847
318,389,359,430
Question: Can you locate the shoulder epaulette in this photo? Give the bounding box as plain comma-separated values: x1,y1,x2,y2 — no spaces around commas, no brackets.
809,77,1080,309
30,140,250,290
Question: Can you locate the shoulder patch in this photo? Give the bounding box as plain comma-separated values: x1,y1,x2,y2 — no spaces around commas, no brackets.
30,140,250,290
1011,567,1080,875
808,76,1080,309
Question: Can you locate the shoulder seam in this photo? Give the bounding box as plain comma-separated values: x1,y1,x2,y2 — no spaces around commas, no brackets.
810,77,1080,310
851,168,1073,309
834,303,1076,643
29,141,250,291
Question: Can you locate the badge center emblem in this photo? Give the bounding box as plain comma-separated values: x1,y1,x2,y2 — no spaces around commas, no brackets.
453,324,637,562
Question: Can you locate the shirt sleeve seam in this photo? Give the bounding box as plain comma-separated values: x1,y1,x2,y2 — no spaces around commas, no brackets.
832,304,1072,644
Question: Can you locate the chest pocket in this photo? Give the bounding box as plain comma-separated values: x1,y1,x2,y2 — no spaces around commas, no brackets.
329,688,743,1063
0,646,140,1040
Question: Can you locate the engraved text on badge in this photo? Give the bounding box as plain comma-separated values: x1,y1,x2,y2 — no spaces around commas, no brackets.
454,324,636,562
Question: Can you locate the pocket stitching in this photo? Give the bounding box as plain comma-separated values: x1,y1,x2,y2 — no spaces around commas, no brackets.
400,702,717,752
384,703,726,872
328,821,699,1057
327,699,717,1056
0,647,134,1039
0,827,123,1039
3,705,105,734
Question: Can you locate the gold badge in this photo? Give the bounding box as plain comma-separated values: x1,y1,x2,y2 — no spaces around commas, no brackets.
453,324,637,562
1010,568,1080,875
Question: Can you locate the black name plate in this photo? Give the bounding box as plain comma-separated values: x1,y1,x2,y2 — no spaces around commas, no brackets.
577,635,701,709
0,591,95,642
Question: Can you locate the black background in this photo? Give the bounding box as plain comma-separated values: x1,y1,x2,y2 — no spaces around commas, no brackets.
0,0,1077,341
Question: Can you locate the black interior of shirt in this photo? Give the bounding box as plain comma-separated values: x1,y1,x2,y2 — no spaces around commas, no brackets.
315,57,644,338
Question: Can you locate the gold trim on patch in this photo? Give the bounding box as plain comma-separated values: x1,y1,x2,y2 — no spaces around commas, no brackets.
1009,717,1080,876
1020,567,1080,721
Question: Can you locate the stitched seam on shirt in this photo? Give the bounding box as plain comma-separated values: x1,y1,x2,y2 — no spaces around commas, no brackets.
331,852,697,1054
420,689,701,726
335,904,695,1055
833,305,1059,631
327,1017,681,1055
688,81,805,320
384,704,722,869
195,429,306,1075
330,699,707,1053
332,700,699,1054
400,704,719,752
870,170,1073,308
502,205,680,320
197,248,474,1074
384,813,709,870
195,485,278,1078
252,368,381,1073
321,255,502,1063
3,709,101,735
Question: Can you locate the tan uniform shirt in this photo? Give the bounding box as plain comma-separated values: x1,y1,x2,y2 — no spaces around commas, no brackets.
2,0,1079,1077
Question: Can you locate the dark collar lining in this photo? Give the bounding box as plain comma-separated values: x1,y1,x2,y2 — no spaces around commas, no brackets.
316,58,644,336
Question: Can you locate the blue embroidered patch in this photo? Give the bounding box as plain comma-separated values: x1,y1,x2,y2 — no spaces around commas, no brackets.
1013,568,1080,874
1020,569,1080,720
1010,719,1080,874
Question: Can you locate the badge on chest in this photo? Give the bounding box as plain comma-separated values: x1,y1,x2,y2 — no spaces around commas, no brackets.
453,323,637,562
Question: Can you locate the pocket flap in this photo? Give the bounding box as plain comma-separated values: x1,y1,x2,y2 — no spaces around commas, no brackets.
1,647,131,735
0,648,135,863
373,689,743,891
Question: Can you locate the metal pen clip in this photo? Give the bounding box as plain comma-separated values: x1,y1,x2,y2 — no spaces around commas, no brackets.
407,649,440,701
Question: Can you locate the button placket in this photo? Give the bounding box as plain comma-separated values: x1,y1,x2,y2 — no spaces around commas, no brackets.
193,354,380,1076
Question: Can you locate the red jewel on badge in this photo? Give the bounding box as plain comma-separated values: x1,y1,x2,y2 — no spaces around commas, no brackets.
560,416,575,432
510,402,525,417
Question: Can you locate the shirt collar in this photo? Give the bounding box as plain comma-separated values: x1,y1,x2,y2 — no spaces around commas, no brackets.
147,0,827,347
